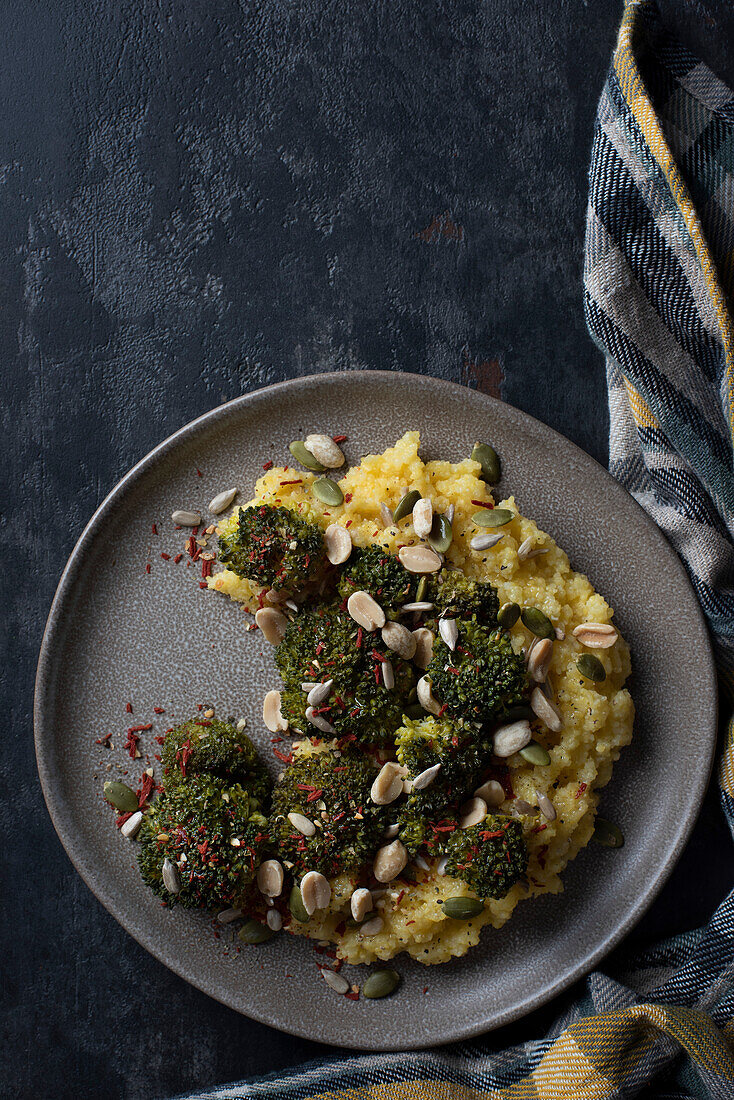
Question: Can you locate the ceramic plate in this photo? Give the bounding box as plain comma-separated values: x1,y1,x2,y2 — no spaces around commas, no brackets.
35,372,716,1049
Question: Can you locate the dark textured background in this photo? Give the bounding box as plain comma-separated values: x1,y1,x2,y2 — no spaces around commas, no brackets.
2,2,733,1098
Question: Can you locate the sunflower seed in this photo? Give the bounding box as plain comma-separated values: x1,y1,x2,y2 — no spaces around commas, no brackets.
412,497,433,538
305,706,336,733
171,510,201,526
493,718,531,757
208,489,238,514
263,690,288,732
417,675,441,715
351,887,373,922
380,659,394,690
380,502,395,527
513,799,536,816
535,790,556,821
324,523,352,565
458,796,487,829
255,607,288,645
217,907,243,924
527,637,553,682
381,620,416,659
321,968,349,993
360,916,384,937
393,489,421,523
162,858,181,895
412,762,442,791
257,859,285,898
373,839,408,882
266,909,283,932
119,810,143,839
301,871,331,914
371,762,406,805
437,856,449,876
474,779,505,806
305,433,345,468
401,601,434,612
312,477,344,506
307,679,334,706
301,681,319,692
530,687,563,732
412,628,434,669
438,618,458,651
572,622,618,649
473,507,513,528
516,536,535,562
288,812,316,837
470,532,504,551
413,855,430,871
445,504,455,523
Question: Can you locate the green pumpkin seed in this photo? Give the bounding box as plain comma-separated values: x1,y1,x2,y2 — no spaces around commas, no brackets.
288,440,325,472
497,602,520,629
393,489,421,524
415,576,429,602
577,654,606,682
472,508,514,528
103,781,139,814
521,607,554,639
363,969,401,999
504,704,533,722
441,896,484,920
592,817,624,848
428,513,453,554
312,478,344,507
289,884,310,923
471,442,501,485
238,919,274,944
519,740,551,766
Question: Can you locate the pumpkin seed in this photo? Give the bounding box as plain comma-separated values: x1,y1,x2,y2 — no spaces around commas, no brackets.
288,440,325,472
393,489,421,523
441,897,484,920
428,512,453,553
171,509,201,526
415,576,429,602
470,532,504,551
238,919,274,944
471,442,501,484
472,507,514,528
519,740,551,766
289,884,310,922
593,817,624,848
103,781,139,814
521,607,554,639
162,858,181,895
208,488,238,514
497,602,520,629
577,654,607,682
312,478,344,506
363,969,401,999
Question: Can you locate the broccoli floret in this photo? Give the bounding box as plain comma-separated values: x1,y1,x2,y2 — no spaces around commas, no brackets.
394,715,493,855
276,604,416,745
428,568,499,623
218,504,325,591
438,813,528,900
137,775,269,908
426,619,528,723
337,545,415,610
269,745,383,878
161,719,271,808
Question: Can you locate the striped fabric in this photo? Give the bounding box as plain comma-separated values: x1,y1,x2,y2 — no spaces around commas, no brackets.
176,4,734,1097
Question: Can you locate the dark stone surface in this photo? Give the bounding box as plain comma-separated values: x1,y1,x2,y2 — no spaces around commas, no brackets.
1,1,732,1097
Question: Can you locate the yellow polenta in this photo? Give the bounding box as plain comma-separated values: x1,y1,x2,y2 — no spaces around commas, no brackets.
211,432,633,965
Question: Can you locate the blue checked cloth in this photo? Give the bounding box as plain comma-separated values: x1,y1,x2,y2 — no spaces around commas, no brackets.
176,3,734,1096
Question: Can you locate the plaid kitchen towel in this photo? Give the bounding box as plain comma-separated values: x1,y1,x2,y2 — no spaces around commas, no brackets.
176,3,734,1097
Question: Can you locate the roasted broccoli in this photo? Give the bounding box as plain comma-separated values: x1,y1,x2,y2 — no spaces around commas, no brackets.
428,568,499,623
337,545,415,610
161,718,271,809
436,813,528,900
426,619,528,723
276,603,415,744
394,715,493,854
269,745,383,878
218,504,325,591
137,775,269,908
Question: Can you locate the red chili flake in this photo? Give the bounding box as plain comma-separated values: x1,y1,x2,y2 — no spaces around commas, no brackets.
196,468,202,477
344,991,359,1001
126,702,133,714
201,559,213,578
279,480,303,486
395,890,405,907
95,732,112,747
532,823,548,834
145,563,151,573
124,731,141,758
273,748,293,765
199,581,209,589
575,783,588,799
160,552,171,561
479,829,505,841
151,523,158,535
334,921,346,936
344,493,353,503
470,499,494,509
355,628,363,649
173,553,183,564
405,920,415,925
345,519,352,528
423,986,428,994
438,703,448,717
137,772,155,808
116,812,134,829
129,723,153,733
262,460,274,471
154,706,165,715
332,434,347,444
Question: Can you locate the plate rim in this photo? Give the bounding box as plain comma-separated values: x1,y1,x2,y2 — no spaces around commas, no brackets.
34,370,718,1049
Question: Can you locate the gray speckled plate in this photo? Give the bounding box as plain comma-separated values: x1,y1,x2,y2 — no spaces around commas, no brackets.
35,372,716,1050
